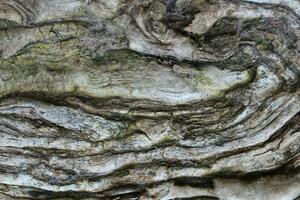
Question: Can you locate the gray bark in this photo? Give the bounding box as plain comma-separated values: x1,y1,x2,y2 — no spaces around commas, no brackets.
0,0,299,199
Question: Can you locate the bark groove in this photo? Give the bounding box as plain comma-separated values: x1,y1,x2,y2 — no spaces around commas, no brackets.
0,0,299,199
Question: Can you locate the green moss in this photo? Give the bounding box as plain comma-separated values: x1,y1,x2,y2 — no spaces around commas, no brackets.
12,39,86,73
157,134,177,145
0,38,92,98
193,71,212,86
92,50,140,66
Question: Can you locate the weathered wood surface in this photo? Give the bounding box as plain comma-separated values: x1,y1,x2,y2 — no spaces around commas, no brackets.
0,0,299,199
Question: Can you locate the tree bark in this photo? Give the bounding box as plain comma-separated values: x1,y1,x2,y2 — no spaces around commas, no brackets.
0,0,299,199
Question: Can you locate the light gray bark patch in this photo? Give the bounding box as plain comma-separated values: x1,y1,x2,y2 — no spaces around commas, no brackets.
0,0,299,199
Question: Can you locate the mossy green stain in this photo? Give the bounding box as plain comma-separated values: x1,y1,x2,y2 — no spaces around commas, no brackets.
92,50,141,66
157,134,177,145
9,39,85,73
194,71,212,86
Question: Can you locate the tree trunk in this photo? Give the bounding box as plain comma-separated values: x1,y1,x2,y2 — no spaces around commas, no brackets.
0,0,299,199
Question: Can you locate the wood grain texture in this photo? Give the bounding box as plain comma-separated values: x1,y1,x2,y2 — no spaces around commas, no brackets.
0,0,299,199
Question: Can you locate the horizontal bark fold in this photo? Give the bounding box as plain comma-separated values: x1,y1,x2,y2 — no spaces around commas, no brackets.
0,0,299,199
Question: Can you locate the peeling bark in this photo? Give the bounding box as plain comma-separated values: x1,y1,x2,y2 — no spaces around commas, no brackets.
0,0,299,199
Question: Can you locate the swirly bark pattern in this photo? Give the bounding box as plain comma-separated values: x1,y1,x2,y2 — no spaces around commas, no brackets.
0,0,299,199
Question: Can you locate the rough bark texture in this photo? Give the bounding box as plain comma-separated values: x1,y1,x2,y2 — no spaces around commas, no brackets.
0,0,300,199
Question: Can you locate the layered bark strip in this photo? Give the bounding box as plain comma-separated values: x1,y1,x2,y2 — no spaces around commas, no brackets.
0,0,300,199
